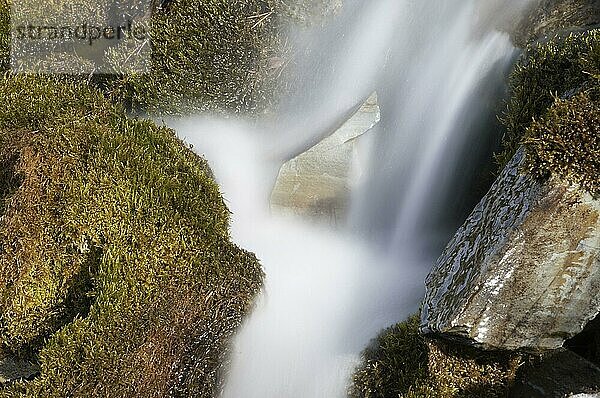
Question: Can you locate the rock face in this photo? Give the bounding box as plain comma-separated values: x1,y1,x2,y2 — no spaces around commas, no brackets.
421,148,600,351
270,93,379,222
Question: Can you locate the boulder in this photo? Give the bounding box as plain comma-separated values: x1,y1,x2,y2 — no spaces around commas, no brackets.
0,75,263,397
421,147,600,351
270,93,379,223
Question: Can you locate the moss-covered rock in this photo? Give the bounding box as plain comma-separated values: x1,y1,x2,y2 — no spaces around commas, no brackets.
0,0,343,115
103,0,342,114
425,339,521,398
502,31,598,161
0,74,262,397
349,315,431,398
514,0,600,46
105,0,283,115
501,29,600,196
0,0,285,115
524,92,600,196
0,0,8,72
349,315,521,398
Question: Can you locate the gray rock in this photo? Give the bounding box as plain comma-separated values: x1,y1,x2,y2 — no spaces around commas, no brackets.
270,93,380,223
421,147,600,351
0,355,40,384
509,349,600,398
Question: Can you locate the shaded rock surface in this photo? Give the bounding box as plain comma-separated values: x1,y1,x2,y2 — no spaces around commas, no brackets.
421,147,600,351
566,311,600,367
510,349,600,397
270,93,379,222
0,355,39,384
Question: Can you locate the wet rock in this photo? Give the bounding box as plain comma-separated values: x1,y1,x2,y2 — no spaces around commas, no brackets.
270,93,379,223
510,349,600,398
421,147,600,351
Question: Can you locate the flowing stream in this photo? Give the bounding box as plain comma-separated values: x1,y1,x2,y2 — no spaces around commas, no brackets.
169,0,532,396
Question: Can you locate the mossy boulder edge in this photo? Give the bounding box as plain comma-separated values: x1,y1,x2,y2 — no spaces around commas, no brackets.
0,74,263,397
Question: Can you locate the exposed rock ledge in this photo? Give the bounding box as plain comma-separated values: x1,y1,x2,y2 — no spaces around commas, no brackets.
421,147,600,351
270,93,380,222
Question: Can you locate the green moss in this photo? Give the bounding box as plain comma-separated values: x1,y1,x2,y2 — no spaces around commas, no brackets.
105,0,283,115
501,31,599,164
0,0,284,115
0,0,8,72
524,93,600,196
500,29,600,195
513,0,600,46
0,0,341,115
0,75,262,397
350,315,522,398
425,339,521,398
349,315,431,398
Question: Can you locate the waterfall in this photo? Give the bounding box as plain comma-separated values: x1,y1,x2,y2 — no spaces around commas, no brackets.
168,0,532,396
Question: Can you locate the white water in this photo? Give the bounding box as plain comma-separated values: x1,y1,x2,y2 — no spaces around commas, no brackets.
169,118,427,397
169,0,532,396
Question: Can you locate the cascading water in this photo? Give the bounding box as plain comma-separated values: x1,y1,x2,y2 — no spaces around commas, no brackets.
168,0,532,396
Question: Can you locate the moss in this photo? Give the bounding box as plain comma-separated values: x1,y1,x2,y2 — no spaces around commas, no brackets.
0,0,284,115
500,29,600,195
110,0,341,114
523,92,600,196
425,339,521,398
500,30,599,165
513,0,600,46
0,0,8,72
0,0,341,115
349,315,431,398
0,74,263,397
105,0,284,115
350,315,522,398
